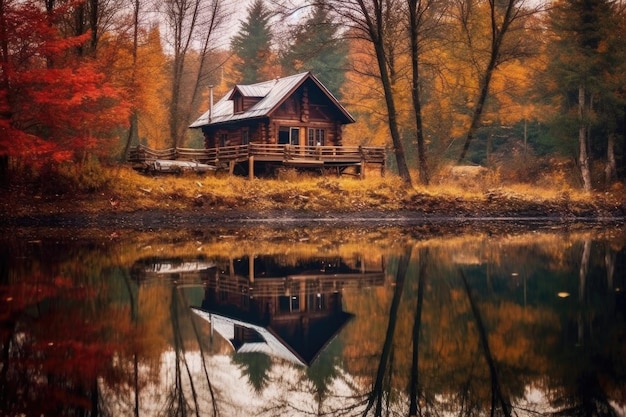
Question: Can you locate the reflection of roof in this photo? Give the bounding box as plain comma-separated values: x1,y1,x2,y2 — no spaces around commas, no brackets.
192,307,353,367
192,309,306,367
189,72,355,128
143,261,215,274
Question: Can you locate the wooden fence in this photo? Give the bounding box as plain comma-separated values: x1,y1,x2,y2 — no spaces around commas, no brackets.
128,144,386,177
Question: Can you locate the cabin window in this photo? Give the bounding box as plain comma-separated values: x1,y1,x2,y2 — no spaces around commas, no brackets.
307,293,326,311
291,295,300,311
234,95,244,113
308,128,325,146
278,126,300,145
220,133,228,147
278,295,300,312
242,129,249,145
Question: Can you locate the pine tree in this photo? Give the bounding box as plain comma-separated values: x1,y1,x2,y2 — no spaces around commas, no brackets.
280,1,347,97
230,0,274,84
547,0,623,190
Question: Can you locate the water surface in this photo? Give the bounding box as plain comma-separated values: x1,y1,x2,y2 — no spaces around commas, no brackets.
1,224,625,416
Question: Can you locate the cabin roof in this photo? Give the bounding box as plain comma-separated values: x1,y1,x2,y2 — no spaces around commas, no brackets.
192,306,354,367
192,308,307,366
189,72,355,128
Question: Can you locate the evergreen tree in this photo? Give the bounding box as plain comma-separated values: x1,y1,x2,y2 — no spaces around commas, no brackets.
230,0,274,84
280,1,347,97
547,0,624,189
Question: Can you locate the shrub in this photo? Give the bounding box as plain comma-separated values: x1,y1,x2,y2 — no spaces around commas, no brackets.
38,157,112,194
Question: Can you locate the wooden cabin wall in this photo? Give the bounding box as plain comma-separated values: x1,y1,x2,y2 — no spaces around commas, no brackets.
203,121,344,147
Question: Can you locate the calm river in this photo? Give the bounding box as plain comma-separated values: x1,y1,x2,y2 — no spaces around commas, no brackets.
1,222,625,416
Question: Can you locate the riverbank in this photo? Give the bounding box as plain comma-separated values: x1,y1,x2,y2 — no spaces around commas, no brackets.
1,166,625,229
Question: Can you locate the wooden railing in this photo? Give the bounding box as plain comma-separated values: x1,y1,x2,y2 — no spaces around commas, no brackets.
211,144,250,161
129,144,249,163
128,146,176,162
128,144,386,173
249,144,386,164
206,272,386,298
248,143,285,160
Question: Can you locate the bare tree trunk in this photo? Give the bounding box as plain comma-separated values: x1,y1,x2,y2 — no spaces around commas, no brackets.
457,0,520,163
371,23,413,186
121,0,140,161
333,0,413,186
408,0,430,185
605,133,617,184
186,0,225,133
166,0,202,148
578,85,592,191
165,0,225,148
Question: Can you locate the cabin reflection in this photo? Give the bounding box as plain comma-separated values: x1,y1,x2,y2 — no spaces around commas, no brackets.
197,255,385,366
131,253,385,366
130,256,217,284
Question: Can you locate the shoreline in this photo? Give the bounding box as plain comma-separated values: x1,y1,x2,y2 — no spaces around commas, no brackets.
2,208,624,231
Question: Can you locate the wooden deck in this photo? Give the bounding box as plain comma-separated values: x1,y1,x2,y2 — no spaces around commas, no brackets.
128,144,386,178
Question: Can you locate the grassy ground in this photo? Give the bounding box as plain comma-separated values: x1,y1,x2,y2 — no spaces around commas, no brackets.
2,164,625,220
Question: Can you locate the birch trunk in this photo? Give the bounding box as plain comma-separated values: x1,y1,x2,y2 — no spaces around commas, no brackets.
605,133,617,184
578,85,592,191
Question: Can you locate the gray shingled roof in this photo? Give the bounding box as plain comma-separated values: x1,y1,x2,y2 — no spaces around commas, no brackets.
189,72,355,128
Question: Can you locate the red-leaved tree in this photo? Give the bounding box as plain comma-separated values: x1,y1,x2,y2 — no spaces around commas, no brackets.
0,0,130,166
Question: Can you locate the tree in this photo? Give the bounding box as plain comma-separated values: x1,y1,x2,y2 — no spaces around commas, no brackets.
136,28,171,149
547,0,623,190
120,0,141,161
406,0,448,184
455,0,545,163
106,25,171,152
162,0,229,147
0,0,129,167
327,0,413,186
280,1,348,97
230,0,274,84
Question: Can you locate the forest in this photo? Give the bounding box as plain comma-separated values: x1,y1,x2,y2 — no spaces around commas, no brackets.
0,0,625,192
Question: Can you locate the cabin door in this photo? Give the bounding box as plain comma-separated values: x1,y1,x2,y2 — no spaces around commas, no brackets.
289,128,300,146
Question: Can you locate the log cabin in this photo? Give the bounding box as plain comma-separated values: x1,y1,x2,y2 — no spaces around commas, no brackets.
189,71,355,149
130,253,385,367
130,72,384,177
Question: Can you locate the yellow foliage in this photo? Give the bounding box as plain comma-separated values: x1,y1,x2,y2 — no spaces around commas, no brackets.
341,37,393,147
135,27,171,149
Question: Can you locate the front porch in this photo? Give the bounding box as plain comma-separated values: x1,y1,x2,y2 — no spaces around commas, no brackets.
128,144,386,178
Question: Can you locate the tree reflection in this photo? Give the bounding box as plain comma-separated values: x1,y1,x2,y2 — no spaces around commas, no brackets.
362,246,412,417
1,227,625,416
0,250,131,416
545,239,625,417
408,248,427,417
233,351,272,392
460,268,512,417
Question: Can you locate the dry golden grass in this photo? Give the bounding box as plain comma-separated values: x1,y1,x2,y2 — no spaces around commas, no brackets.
3,162,623,217
100,165,624,214
108,167,414,212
